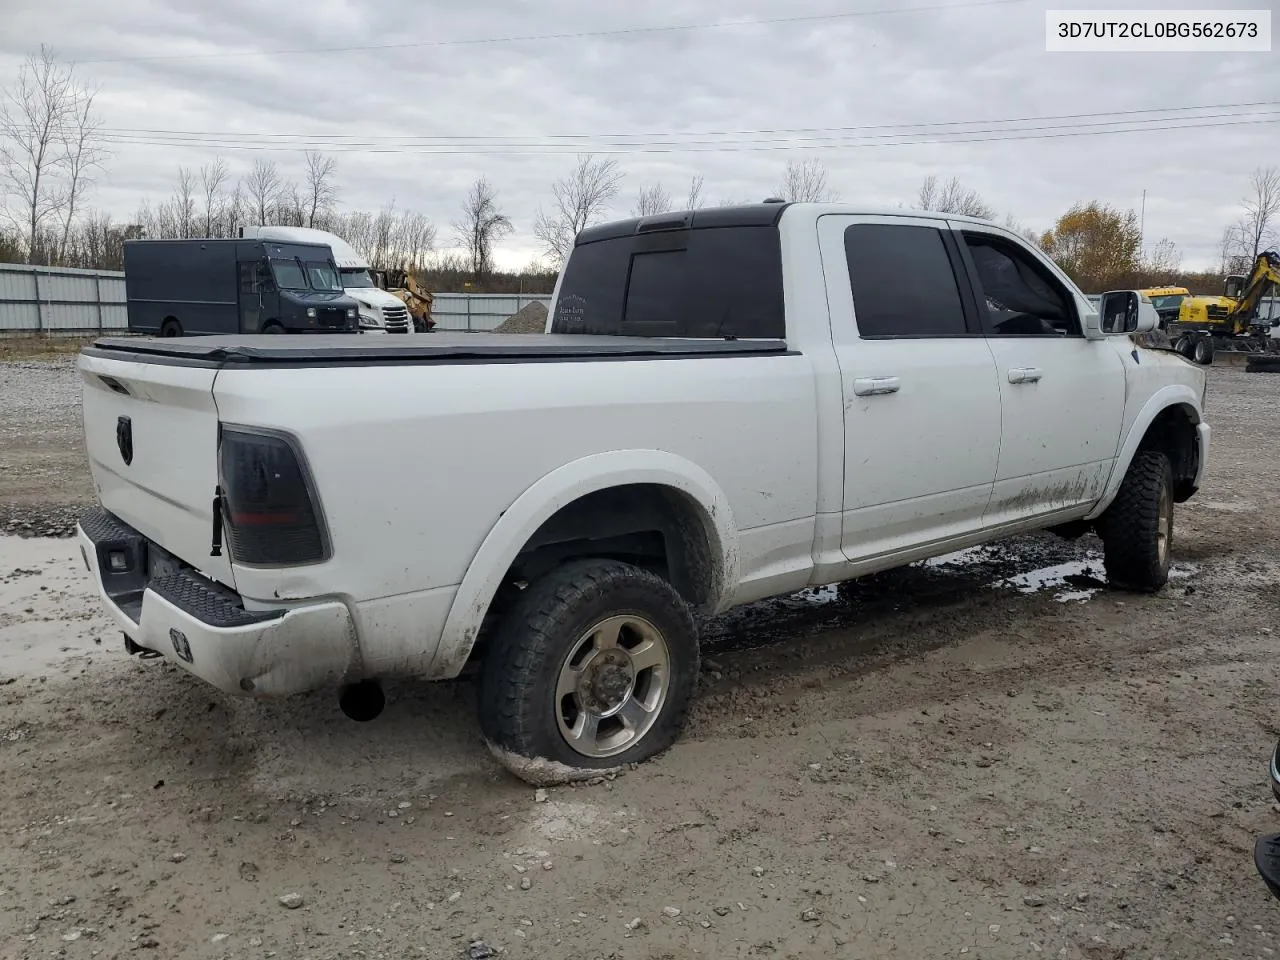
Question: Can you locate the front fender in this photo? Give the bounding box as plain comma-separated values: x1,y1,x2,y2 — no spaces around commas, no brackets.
428,450,742,679
1084,384,1205,521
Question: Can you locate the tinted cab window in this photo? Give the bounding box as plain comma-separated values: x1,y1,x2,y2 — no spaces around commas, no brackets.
550,225,785,338
962,234,1079,336
844,223,970,337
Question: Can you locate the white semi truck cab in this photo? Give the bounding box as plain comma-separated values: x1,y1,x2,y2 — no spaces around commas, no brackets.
238,225,413,334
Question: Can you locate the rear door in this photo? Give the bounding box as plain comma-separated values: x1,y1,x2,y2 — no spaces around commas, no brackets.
78,349,234,588
817,214,1003,562
949,223,1125,523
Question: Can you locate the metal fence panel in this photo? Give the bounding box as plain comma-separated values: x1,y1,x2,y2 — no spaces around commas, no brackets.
431,293,552,332
0,263,126,335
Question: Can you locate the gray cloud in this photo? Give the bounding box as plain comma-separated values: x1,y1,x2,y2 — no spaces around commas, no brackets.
2,0,1276,268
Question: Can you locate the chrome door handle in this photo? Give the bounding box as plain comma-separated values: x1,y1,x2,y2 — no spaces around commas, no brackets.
852,376,901,396
1008,367,1043,384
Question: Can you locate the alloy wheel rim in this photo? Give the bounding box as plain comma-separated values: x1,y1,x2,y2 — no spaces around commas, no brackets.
554,614,671,759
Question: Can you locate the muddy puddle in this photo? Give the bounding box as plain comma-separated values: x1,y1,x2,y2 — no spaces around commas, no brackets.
703,533,1199,654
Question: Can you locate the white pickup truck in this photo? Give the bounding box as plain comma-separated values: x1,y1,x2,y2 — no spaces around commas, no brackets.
74,202,1210,784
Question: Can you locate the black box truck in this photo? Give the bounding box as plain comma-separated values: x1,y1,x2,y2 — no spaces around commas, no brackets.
124,238,361,336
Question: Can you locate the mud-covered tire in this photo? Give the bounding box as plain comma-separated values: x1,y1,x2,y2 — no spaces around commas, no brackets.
477,558,700,784
1100,450,1174,592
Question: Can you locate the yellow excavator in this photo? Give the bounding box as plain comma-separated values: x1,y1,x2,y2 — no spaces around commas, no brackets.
1168,250,1280,364
373,268,436,332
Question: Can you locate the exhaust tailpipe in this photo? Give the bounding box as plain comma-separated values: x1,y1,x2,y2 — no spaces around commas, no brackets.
339,680,385,722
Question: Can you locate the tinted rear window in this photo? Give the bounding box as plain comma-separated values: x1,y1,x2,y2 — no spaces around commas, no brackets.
549,225,785,338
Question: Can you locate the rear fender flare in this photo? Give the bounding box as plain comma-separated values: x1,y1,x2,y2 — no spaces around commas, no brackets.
1084,385,1203,521
429,450,741,678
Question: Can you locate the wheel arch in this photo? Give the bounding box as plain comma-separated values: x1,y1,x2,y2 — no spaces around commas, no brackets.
429,450,742,679
1086,387,1204,521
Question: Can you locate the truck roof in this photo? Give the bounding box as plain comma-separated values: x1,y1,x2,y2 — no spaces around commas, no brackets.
575,201,1004,246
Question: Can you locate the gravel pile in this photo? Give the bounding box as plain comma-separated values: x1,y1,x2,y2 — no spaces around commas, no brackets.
492,301,548,334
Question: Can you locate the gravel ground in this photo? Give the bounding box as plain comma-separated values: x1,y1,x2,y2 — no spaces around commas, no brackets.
0,355,91,537
2,351,1280,958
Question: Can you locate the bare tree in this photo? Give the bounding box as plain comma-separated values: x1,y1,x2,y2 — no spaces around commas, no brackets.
1001,213,1040,244
370,201,398,270
1224,166,1280,267
276,181,305,227
173,167,197,238
533,154,623,265
199,157,229,237
56,83,105,262
225,180,245,238
1142,237,1182,278
452,176,513,279
686,175,706,210
304,151,338,228
632,183,672,217
777,158,837,203
244,158,281,226
916,175,994,219
392,210,437,271
0,45,81,263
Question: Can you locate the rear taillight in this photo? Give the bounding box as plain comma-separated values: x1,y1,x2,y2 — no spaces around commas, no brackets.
217,427,328,566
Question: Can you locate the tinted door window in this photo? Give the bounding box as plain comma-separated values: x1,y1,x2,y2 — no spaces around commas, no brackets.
963,234,1080,336
550,225,784,338
843,224,968,337
238,262,259,295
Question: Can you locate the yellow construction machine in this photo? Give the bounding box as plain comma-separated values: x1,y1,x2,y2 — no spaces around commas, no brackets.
1168,250,1280,364
374,268,436,332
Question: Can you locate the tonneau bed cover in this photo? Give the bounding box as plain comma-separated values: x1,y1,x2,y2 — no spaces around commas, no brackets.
83,333,792,367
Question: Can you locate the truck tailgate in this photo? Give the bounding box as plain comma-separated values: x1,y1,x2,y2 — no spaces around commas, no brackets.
78,351,235,589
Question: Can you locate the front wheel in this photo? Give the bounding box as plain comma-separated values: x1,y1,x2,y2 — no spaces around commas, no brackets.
1100,449,1174,592
477,559,699,784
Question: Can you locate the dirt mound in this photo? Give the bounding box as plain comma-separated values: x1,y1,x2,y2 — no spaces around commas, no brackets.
492,301,548,334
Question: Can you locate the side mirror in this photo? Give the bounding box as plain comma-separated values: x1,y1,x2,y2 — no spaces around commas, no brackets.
1099,290,1158,335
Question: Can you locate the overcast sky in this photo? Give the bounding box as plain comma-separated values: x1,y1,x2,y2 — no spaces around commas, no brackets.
1,0,1276,270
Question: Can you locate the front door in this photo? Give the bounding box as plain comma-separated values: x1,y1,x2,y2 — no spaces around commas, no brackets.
949,224,1126,524
818,214,1003,563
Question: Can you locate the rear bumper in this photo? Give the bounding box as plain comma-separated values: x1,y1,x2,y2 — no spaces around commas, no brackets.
76,508,359,697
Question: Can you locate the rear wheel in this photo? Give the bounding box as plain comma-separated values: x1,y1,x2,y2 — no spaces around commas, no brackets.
1174,335,1194,359
262,322,285,334
1193,337,1214,365
160,319,182,337
1099,449,1174,592
477,558,699,784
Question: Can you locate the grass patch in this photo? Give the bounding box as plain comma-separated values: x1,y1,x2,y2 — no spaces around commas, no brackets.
0,335,98,362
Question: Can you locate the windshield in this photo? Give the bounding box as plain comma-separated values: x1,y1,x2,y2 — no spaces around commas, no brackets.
339,267,375,289
305,261,343,291
270,258,308,290
1149,294,1185,310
